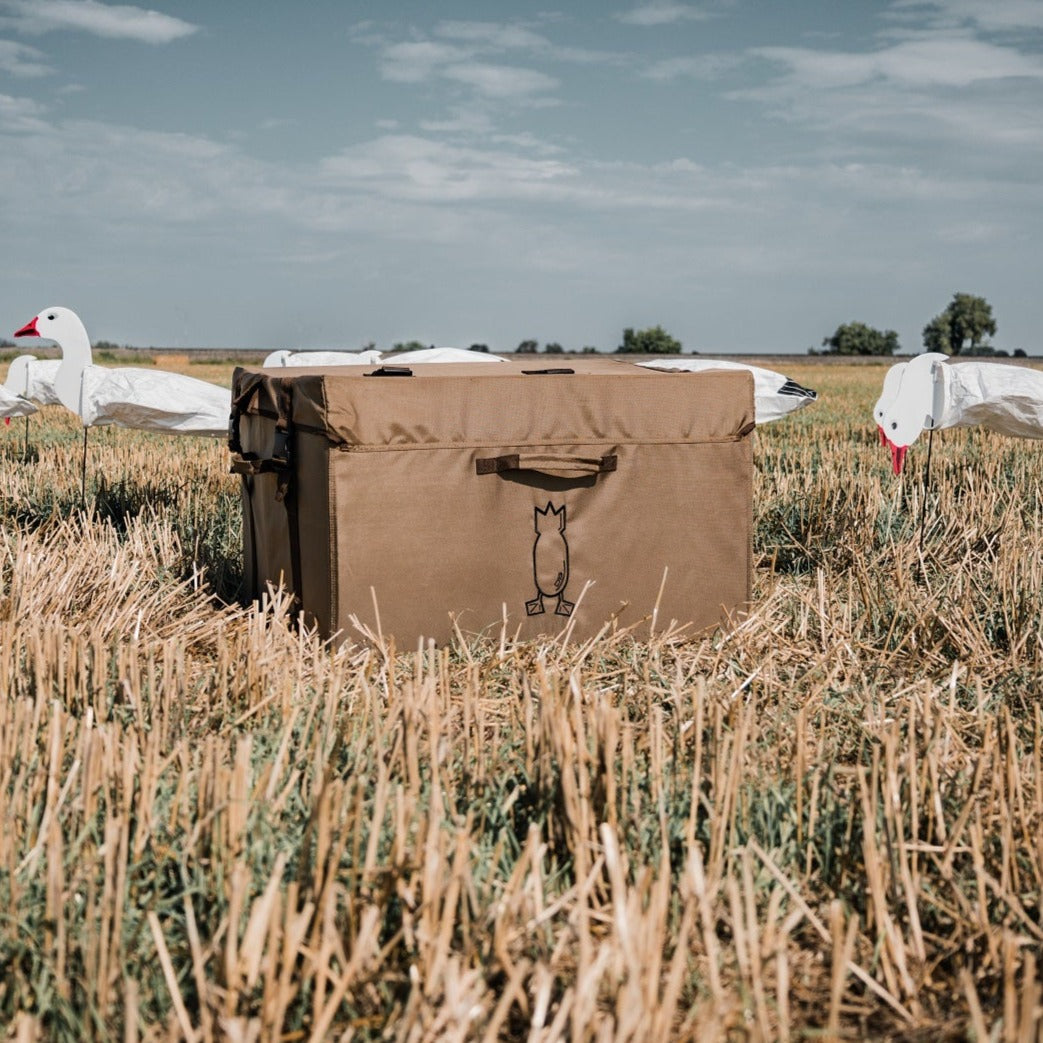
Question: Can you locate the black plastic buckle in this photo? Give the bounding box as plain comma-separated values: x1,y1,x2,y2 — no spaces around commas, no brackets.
272,428,292,468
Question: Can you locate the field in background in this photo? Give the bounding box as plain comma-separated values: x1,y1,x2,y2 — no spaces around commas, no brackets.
1,359,1042,1041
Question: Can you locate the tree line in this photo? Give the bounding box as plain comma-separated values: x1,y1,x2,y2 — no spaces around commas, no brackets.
388,292,1017,357
3,293,1014,359
387,326,685,356
817,291,1023,357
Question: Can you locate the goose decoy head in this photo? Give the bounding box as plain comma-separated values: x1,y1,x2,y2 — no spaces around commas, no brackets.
878,353,948,475
15,307,93,415
15,307,89,345
873,362,906,449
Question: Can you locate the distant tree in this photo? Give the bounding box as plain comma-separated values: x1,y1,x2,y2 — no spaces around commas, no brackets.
0,338,13,349
821,321,899,356
923,292,996,355
922,314,951,355
469,343,490,353
516,339,538,354
581,345,599,354
391,340,426,353
616,325,682,354
543,342,564,354
1014,348,1028,358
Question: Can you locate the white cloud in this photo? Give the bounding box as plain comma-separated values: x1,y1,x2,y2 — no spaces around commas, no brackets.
313,134,763,221
419,105,494,135
434,21,550,50
491,131,566,155
6,113,993,249
433,20,625,65
0,37,50,75
0,0,198,44
643,53,742,80
733,31,1043,160
936,220,1011,244
376,39,563,100
888,0,1043,33
754,37,1043,89
0,117,269,231
317,134,577,203
616,3,712,26
379,40,470,82
732,72,1043,155
372,19,622,97
0,90,48,130
442,63,559,100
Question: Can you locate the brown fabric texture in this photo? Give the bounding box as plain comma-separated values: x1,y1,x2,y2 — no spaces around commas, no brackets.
230,359,754,647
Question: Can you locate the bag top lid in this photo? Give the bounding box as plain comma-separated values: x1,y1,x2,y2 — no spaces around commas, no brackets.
232,358,754,448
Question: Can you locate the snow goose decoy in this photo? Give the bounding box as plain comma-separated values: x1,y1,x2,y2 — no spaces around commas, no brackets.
14,307,231,437
3,353,55,454
637,357,817,424
3,354,61,406
263,348,384,367
386,347,506,364
0,382,37,423
878,352,1043,474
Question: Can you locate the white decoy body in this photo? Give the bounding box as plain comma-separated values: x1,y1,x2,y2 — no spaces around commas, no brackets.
878,352,1043,473
637,357,817,424
387,347,506,364
263,348,384,367
3,354,62,406
0,382,37,421
14,307,230,437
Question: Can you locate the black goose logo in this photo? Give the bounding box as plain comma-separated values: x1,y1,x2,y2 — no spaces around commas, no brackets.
526,502,574,617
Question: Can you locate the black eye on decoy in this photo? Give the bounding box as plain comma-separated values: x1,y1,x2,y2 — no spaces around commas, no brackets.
891,421,897,430
47,313,56,320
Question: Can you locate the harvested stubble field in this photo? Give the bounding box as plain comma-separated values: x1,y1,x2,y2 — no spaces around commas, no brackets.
1,357,1042,1042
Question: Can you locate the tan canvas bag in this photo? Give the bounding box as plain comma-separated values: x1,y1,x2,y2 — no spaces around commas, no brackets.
230,358,754,647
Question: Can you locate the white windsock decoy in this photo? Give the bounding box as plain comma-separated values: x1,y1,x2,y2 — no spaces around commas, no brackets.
14,307,231,437
263,348,383,367
637,358,817,424
387,347,506,364
879,352,1043,474
3,354,61,406
0,382,37,421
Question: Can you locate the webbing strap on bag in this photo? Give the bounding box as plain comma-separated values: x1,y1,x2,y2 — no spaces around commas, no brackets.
228,374,303,610
229,374,293,494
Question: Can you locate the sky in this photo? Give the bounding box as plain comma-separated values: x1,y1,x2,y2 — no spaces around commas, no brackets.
1,0,1042,354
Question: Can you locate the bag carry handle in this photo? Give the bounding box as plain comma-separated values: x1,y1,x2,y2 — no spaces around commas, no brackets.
476,452,617,479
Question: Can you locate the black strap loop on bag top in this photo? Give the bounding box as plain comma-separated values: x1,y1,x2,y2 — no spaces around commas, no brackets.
365,366,413,377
